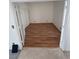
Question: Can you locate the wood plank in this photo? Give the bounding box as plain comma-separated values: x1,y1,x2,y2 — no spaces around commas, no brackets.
24,23,60,47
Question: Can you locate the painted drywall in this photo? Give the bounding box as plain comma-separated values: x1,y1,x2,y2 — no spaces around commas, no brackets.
10,0,64,3
29,2,54,23
9,3,22,50
60,0,70,51
53,1,64,30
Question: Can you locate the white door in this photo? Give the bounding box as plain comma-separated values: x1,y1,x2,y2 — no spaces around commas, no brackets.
15,5,25,46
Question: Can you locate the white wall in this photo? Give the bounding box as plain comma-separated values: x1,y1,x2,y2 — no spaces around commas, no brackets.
60,0,70,51
9,3,22,50
53,1,64,30
28,2,64,30
29,2,54,23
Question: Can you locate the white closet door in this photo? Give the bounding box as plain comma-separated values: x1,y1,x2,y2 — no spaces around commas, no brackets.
15,5,25,46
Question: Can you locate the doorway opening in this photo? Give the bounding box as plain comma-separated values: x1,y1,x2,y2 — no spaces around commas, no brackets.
13,1,65,48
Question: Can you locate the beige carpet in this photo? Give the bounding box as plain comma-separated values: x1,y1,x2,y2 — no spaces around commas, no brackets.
18,48,66,59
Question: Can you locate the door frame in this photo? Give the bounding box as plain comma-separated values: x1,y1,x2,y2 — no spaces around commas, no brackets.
60,0,70,50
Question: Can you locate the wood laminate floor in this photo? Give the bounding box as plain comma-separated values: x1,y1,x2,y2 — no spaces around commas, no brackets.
24,23,60,47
